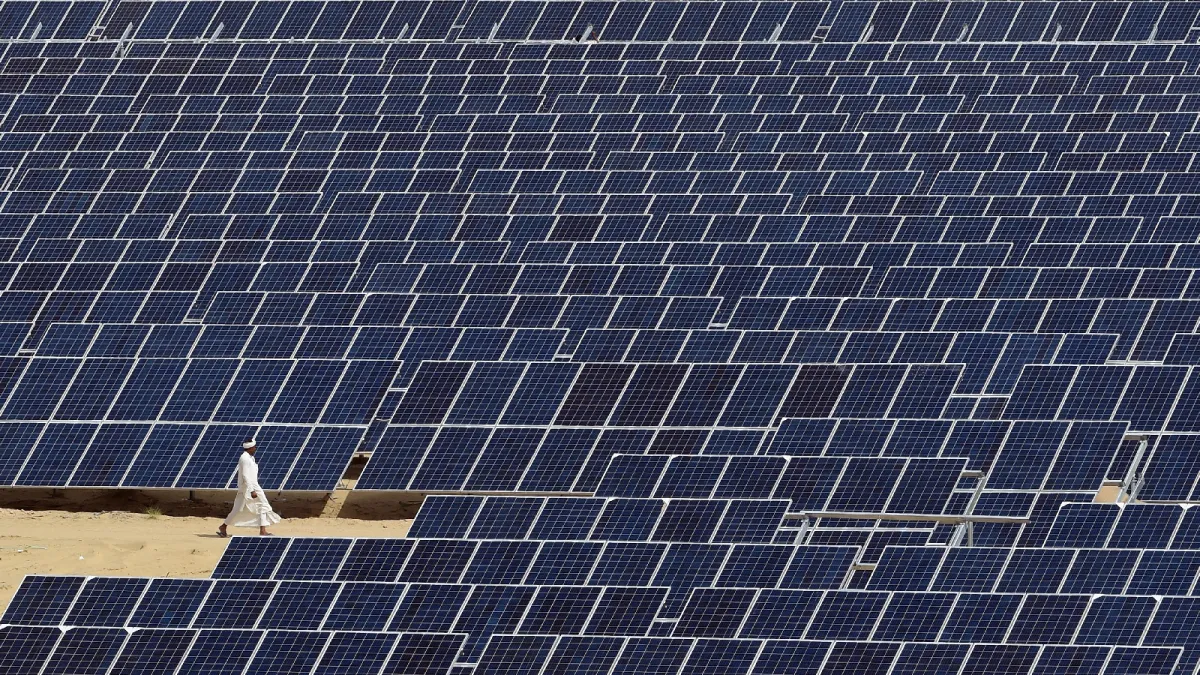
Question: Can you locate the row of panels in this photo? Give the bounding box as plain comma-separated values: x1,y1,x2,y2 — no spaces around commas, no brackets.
4,59,1199,92
65,1,1200,44
395,498,785,541
0,356,950,422
0,295,1190,362
7,84,1200,117
209,537,837,586
0,422,361,489
17,263,1200,301
205,530,1200,592
23,239,1200,268
2,28,1198,60
471,636,1181,674
0,142,1198,174
0,189,1195,221
6,70,1200,102
773,417,1126,466
14,577,1200,657
0,626,1180,675
2,136,1200,168
398,492,1125,546
2,325,1136,367
17,68,1200,98
5,174,1200,212
360,419,1128,492
645,420,1127,477
0,216,1191,248
0,356,969,424
4,90,1200,119
404,482,956,534
0,331,1184,413
5,574,885,634
9,236,1200,270
2,173,1188,201
17,257,1200,296
407,498,797,544
182,297,1200,352
0,170,1196,200
0,32,1195,57
0,136,1194,163
0,116,1199,145
6,295,1198,351
0,38,1194,69
5,332,1177,405
6,102,1197,131
595,456,965,507
0,355,395,422
378,361,1195,428
100,0,826,44
10,238,1200,270
0,626,466,675
404,494,1190,548
0,414,1133,493
871,544,1200,593
0,413,1132,492
0,69,1196,103
18,572,1200,645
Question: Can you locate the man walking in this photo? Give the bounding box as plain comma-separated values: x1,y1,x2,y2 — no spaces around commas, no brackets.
218,439,281,537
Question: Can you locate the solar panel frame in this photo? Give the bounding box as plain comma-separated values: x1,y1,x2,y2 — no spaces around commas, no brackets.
12,9,1200,674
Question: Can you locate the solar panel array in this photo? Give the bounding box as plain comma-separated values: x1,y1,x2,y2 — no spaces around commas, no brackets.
7,0,1200,672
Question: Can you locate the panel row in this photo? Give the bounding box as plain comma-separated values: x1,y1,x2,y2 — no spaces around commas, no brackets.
23,238,1200,270
18,261,1200,302
474,635,1181,675
0,625,464,675
11,292,1197,360
406,497,793,541
0,356,396,423
2,416,1116,496
6,73,1200,110
358,419,1129,493
17,575,1200,658
17,221,1200,258
0,294,1195,364
4,22,1200,57
89,1,1200,44
11,325,1135,371
870,543,1200,594
21,0,830,44
383,359,1200,430
7,169,1200,219
18,52,1155,88
0,421,362,490
204,531,1200,592
0,625,1180,675
593,457,965,515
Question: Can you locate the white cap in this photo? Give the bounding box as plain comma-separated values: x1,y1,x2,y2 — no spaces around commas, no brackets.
243,439,257,449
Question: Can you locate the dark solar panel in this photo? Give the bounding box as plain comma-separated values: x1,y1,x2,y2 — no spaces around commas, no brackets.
6,1,1200,671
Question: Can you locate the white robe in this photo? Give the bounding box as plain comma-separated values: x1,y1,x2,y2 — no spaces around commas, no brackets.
224,451,282,528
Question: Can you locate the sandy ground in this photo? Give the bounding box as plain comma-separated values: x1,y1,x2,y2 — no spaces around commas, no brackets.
0,507,412,616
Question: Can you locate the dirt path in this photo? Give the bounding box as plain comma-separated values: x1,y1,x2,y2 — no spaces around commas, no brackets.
0,508,410,614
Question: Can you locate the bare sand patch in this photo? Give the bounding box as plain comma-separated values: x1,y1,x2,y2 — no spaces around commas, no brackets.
0,506,411,615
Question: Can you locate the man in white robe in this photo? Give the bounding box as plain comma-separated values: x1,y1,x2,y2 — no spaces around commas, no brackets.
218,439,281,537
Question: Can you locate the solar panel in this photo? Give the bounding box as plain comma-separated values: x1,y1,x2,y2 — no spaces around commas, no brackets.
1,575,85,625
63,577,148,627
107,628,194,675
211,537,289,580
10,2,1200,672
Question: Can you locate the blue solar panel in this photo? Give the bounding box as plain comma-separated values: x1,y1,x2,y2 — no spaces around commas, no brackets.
10,2,1200,671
